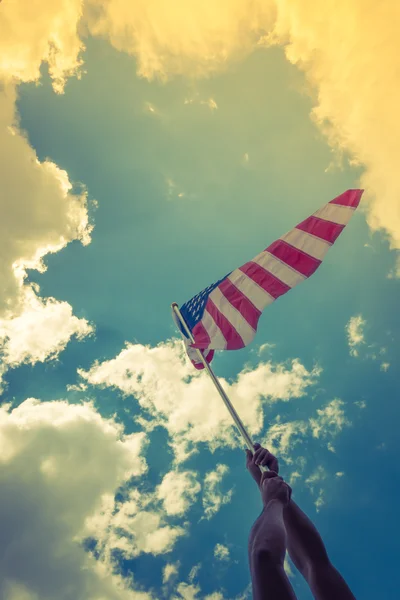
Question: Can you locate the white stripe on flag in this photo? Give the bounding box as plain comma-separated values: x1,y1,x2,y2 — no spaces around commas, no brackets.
201,308,227,350
281,228,331,261
253,251,306,288
227,270,274,312
314,203,355,226
209,286,255,346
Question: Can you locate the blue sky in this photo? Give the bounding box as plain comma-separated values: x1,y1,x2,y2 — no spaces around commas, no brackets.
1,5,400,600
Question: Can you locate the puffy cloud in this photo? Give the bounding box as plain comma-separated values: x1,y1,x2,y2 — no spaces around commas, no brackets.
0,398,151,599
269,1,400,258
264,398,351,470
309,399,350,441
0,287,93,390
85,487,186,562
0,0,84,91
0,11,92,386
172,582,201,600
4,0,400,261
84,0,276,81
0,85,91,316
78,339,319,462
0,0,94,388
157,470,201,516
346,315,366,356
163,563,180,584
171,580,228,600
264,419,309,463
214,544,230,561
202,464,233,520
82,0,400,264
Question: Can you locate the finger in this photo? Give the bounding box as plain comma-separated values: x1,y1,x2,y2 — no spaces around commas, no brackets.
253,443,261,450
252,447,263,463
260,449,279,474
259,450,272,467
254,448,267,465
245,449,254,466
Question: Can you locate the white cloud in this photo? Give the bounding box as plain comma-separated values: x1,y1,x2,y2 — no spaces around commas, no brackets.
79,339,320,462
346,315,366,356
172,582,201,600
214,544,230,561
188,564,201,583
0,398,151,599
86,488,186,562
163,563,180,584
305,466,327,512
157,470,201,516
265,420,309,463
202,464,233,520
309,399,350,441
0,2,94,388
0,287,93,389
0,83,93,389
0,85,91,318
171,580,229,600
381,362,390,372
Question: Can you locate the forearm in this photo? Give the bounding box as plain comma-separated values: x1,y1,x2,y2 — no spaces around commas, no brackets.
283,499,329,571
251,500,287,565
249,501,297,600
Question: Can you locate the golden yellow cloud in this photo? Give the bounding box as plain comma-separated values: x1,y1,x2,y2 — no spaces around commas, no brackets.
269,0,400,253
0,2,91,381
85,0,275,80
0,0,84,91
84,0,400,263
2,0,399,265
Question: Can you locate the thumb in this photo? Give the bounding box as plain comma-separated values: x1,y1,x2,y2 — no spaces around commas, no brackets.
245,449,253,464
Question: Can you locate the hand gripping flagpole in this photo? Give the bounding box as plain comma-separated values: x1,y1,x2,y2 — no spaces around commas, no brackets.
172,302,260,456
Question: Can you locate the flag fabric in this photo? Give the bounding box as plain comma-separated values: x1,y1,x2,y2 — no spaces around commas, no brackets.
175,189,363,370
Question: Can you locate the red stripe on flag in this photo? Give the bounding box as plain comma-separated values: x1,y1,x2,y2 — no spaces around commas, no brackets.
218,278,260,330
266,239,321,278
296,216,344,243
206,298,245,350
240,262,290,299
329,189,363,208
192,320,211,349
191,349,214,370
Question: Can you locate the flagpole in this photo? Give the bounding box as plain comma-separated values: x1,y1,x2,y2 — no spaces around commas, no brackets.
171,302,257,453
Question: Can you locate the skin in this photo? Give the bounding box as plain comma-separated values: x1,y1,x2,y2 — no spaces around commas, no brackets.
246,444,356,600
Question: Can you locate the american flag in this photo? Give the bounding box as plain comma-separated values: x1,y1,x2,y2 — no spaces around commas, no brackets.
174,189,363,370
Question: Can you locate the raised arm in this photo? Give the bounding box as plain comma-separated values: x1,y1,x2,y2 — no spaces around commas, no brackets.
246,445,356,600
249,471,297,600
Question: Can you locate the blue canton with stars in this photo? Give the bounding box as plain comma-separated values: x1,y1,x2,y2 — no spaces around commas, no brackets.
179,273,231,337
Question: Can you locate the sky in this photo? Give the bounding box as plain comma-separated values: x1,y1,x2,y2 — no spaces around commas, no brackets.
0,1,399,599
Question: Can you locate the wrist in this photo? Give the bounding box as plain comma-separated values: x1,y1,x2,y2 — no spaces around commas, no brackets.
263,498,285,511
